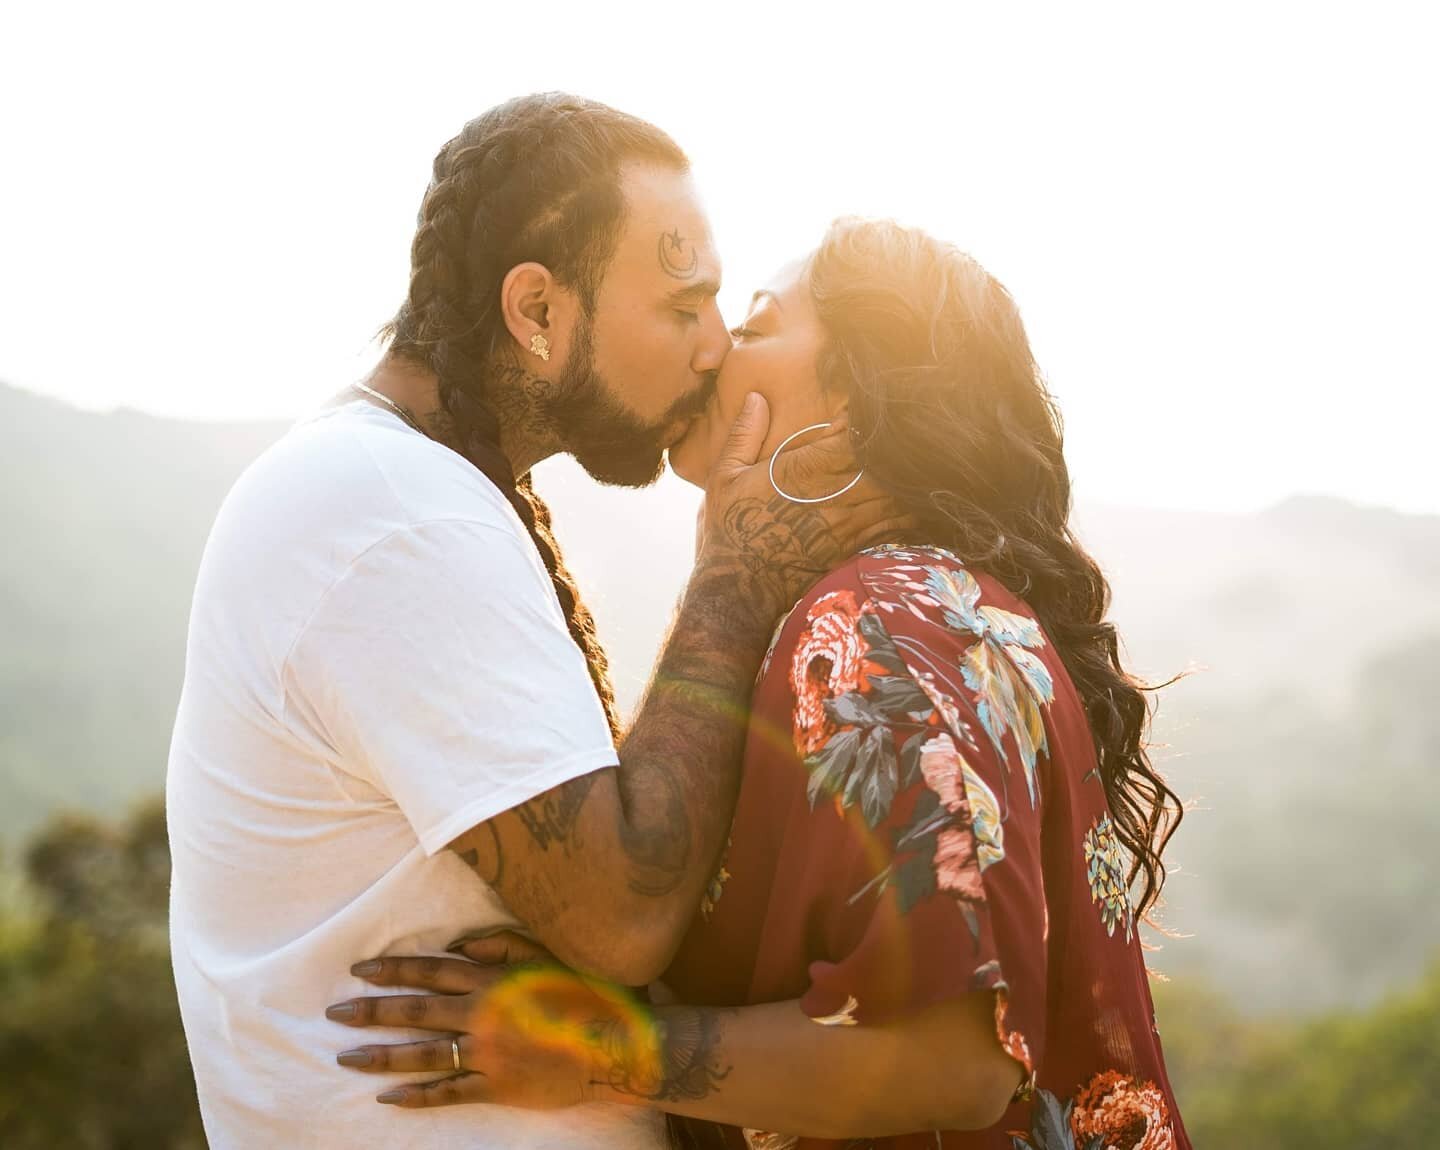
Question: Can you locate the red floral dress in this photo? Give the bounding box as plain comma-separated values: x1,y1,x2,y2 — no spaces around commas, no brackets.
665,546,1190,1150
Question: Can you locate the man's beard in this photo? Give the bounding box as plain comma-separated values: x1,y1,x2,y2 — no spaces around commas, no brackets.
547,314,715,488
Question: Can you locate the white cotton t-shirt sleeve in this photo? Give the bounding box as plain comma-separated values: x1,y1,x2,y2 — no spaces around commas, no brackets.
282,515,619,855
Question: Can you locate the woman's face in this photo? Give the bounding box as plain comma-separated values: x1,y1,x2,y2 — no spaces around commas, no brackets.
668,257,845,486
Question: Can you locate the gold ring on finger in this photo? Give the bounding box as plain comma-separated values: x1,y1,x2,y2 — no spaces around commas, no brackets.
451,1037,462,1071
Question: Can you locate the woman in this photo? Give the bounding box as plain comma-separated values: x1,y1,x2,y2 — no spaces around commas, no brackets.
329,218,1191,1149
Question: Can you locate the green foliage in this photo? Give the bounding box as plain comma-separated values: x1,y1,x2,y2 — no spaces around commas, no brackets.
2,798,1437,1147
0,801,204,1148
1154,965,1440,1149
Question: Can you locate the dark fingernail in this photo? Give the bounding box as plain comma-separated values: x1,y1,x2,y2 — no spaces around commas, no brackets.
351,959,382,977
337,1049,372,1068
377,1090,406,1105
326,1003,357,1021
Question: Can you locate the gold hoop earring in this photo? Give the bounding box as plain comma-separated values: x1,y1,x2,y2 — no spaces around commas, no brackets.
768,423,864,504
529,333,551,362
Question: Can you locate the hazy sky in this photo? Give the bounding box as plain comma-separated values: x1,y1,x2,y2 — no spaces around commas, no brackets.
2,2,1435,513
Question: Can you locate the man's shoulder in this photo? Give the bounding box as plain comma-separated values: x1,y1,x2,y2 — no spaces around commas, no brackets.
230,402,522,543
194,403,534,625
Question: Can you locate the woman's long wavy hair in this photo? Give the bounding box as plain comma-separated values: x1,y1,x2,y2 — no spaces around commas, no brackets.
382,93,689,739
809,218,1183,917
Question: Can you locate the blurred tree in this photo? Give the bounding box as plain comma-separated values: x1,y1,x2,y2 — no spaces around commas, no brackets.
1,796,1437,1147
1154,961,1440,1149
0,800,203,1148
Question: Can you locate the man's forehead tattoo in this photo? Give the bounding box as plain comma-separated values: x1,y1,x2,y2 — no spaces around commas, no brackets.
658,228,700,280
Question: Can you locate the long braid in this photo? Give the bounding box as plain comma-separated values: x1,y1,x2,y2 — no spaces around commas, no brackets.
383,95,688,741
513,474,620,736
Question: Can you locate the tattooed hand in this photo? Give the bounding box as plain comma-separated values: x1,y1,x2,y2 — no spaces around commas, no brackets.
697,393,910,624
329,933,734,1112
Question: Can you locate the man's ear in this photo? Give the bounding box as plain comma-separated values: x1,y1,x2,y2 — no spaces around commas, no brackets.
499,262,579,367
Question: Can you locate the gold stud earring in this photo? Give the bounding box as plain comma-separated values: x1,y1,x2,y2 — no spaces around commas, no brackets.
529,333,551,362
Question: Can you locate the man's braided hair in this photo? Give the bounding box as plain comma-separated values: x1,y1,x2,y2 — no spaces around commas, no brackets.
383,93,690,739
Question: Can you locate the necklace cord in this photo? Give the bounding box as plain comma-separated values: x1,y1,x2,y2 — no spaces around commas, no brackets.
351,381,428,436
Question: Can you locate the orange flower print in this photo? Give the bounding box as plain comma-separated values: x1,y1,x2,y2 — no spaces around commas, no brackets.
743,1132,798,1150
914,668,966,735
1070,1070,1175,1150
920,733,1006,872
994,993,1036,1093
790,590,869,755
933,826,985,902
919,733,969,814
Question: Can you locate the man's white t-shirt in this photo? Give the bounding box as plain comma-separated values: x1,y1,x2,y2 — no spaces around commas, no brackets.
167,400,664,1148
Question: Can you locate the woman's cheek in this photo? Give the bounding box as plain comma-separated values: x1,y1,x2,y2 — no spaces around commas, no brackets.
669,403,734,483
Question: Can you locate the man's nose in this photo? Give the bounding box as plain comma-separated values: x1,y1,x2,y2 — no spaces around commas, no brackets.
692,306,731,375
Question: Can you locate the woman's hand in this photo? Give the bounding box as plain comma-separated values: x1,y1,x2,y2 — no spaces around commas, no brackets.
330,931,1022,1133
328,933,663,1111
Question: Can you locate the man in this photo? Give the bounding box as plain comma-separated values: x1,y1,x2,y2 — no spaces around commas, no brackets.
167,93,889,1147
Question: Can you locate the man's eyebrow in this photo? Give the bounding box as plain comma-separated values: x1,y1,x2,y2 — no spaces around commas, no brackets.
667,279,722,304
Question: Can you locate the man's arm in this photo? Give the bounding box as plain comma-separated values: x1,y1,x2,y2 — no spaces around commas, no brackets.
448,563,768,984
449,398,902,985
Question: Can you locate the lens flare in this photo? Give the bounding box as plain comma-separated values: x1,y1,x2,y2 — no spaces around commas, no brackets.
461,964,666,1091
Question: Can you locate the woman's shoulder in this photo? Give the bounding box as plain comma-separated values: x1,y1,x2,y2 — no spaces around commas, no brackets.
757,543,1045,691
783,543,1001,609
792,543,1039,625
855,543,1030,606
765,543,1035,652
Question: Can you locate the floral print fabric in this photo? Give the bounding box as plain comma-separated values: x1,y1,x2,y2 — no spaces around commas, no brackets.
1012,1071,1176,1150
664,547,1189,1150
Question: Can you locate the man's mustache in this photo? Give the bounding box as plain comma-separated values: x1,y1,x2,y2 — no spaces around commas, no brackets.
666,372,719,423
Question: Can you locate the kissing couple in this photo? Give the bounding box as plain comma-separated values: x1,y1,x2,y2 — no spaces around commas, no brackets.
168,92,1189,1150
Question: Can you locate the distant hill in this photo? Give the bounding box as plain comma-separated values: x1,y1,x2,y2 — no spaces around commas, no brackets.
1071,497,1440,704
3,381,1437,1010
0,383,286,843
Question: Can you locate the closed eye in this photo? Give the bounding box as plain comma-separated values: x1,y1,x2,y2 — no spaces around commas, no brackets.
729,326,760,341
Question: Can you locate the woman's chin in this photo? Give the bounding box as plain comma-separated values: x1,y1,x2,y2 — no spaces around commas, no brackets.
665,442,706,488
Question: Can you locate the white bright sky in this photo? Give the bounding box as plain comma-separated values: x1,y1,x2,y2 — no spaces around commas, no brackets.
2,2,1436,514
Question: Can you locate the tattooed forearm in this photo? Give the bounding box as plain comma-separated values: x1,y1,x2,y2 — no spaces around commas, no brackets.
587,1006,735,1104
605,492,847,901
609,572,777,902
615,762,692,896
687,494,844,635
648,1008,734,1103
